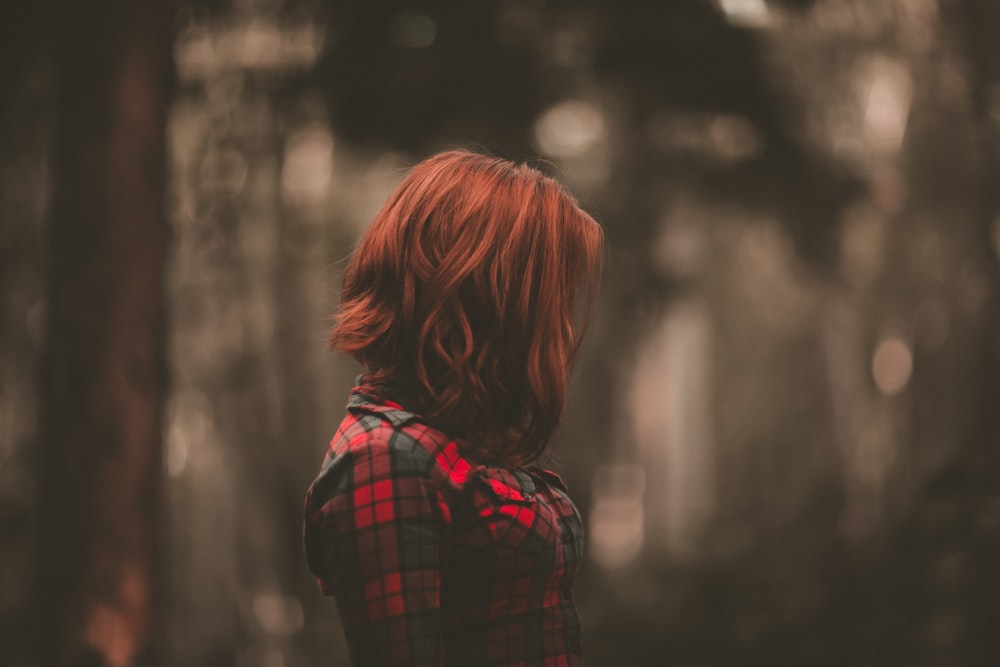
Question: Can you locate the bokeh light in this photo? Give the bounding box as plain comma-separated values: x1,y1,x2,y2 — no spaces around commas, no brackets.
533,99,606,159
281,127,334,206
871,333,913,396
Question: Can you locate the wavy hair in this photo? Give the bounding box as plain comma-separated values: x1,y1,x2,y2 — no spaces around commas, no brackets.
331,150,604,465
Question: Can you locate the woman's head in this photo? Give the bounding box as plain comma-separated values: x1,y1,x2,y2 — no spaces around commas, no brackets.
332,149,604,464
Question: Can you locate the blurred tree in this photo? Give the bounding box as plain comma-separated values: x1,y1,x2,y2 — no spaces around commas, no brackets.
33,0,173,665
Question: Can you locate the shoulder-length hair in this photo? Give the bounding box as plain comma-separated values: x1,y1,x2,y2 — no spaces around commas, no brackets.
331,149,604,465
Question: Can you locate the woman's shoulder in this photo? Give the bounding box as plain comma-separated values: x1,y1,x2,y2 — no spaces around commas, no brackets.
329,383,477,495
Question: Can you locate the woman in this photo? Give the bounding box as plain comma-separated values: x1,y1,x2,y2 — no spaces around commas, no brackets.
303,150,604,666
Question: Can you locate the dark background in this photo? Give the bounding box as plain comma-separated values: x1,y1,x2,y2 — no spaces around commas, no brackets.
2,0,1000,665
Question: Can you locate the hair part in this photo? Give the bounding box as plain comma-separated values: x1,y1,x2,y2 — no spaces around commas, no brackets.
331,149,604,465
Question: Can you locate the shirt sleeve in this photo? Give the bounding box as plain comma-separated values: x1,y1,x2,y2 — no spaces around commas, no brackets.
304,429,447,666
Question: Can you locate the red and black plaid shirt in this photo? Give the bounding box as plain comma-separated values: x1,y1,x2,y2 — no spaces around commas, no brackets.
303,380,585,666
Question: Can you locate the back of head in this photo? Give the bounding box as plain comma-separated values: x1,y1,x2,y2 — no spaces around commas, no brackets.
332,149,604,465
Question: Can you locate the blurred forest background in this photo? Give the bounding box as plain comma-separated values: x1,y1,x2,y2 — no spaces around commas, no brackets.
2,0,1000,665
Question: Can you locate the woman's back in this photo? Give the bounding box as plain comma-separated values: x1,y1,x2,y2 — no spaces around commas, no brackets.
304,379,585,666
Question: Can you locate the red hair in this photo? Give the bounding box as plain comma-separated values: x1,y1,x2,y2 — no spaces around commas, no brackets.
331,150,604,465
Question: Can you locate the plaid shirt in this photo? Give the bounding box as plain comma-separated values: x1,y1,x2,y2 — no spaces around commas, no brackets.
303,381,585,666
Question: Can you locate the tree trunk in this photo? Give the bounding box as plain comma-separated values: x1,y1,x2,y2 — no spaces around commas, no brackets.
36,1,172,665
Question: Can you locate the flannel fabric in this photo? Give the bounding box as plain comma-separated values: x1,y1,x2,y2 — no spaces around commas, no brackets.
303,380,585,666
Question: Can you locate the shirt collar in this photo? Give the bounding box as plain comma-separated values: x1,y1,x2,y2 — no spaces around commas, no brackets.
346,375,420,428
